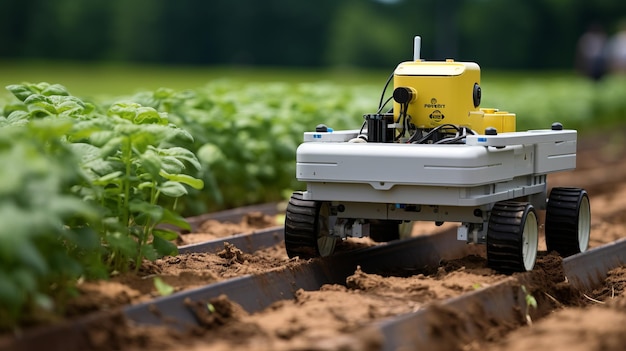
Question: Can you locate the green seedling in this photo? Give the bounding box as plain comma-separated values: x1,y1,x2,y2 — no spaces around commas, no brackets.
153,277,175,296
521,285,537,325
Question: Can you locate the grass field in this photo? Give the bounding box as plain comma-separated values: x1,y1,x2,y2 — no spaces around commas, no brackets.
0,59,579,96
0,60,392,98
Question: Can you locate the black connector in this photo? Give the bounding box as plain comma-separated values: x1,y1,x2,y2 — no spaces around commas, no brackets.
393,87,415,104
315,124,328,132
473,83,481,107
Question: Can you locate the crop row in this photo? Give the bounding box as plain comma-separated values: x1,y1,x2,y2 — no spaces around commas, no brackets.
0,83,204,328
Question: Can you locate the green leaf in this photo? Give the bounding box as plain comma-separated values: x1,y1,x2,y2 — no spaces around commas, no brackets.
68,143,101,164
129,200,163,222
140,151,162,177
108,101,141,121
158,181,188,197
161,208,191,231
197,143,225,166
140,242,158,261
41,83,70,96
24,94,56,116
153,276,174,297
526,293,537,309
94,171,124,184
154,87,175,100
82,102,96,115
161,147,202,170
134,107,167,125
159,155,185,174
153,228,179,241
98,136,124,157
152,235,178,257
66,227,101,251
56,99,85,117
84,158,119,178
48,196,100,222
6,84,34,102
138,181,155,190
88,130,117,147
169,127,194,143
28,117,74,137
4,110,29,126
105,231,139,257
159,171,204,190
115,127,160,153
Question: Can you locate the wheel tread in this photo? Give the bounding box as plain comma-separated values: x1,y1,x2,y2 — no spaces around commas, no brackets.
487,201,537,273
284,192,318,259
545,187,590,257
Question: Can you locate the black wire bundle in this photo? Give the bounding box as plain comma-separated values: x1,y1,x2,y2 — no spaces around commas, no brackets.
359,70,395,136
408,124,475,144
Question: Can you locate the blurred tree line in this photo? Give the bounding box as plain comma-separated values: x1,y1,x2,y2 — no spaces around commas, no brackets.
1,0,626,69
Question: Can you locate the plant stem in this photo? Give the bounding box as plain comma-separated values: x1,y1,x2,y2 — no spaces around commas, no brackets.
121,136,143,272
122,137,132,231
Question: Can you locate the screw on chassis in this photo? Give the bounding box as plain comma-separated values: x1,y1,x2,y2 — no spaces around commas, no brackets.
284,36,591,273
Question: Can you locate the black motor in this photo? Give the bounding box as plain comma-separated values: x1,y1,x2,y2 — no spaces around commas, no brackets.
364,113,395,143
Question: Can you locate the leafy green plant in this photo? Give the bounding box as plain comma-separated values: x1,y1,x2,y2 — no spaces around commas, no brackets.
79,101,204,271
0,83,205,329
5,83,204,273
0,83,203,329
0,119,104,329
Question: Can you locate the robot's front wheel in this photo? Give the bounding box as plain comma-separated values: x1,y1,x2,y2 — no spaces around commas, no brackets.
284,192,336,259
545,187,590,257
486,201,539,273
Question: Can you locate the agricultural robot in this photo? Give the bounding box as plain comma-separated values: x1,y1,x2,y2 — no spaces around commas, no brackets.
284,37,591,273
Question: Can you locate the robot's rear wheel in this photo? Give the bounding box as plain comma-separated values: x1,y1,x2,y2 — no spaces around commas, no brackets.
284,192,336,259
487,201,539,273
545,187,590,257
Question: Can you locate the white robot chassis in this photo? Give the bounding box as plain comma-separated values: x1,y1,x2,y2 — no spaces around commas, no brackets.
284,37,591,273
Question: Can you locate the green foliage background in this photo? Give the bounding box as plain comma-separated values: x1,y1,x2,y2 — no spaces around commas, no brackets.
2,0,626,70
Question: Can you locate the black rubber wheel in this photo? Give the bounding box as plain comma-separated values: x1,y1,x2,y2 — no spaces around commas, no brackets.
284,192,336,259
486,201,539,273
369,220,401,242
545,187,590,257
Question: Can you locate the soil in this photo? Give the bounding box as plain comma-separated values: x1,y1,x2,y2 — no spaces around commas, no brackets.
7,127,626,350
